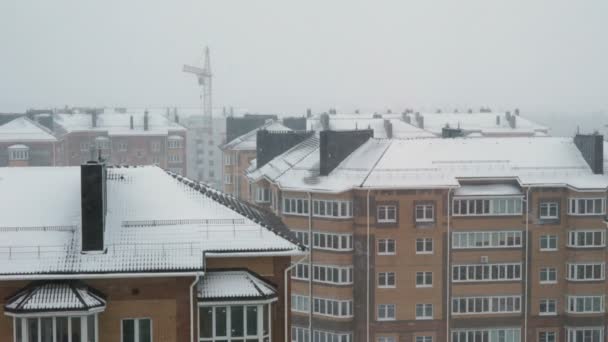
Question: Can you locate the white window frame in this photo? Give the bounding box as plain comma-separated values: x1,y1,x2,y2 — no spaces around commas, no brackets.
452,197,523,216
566,263,605,281
566,327,604,342
539,235,558,251
377,272,396,288
568,198,606,216
291,327,352,342
311,297,353,318
539,201,559,219
415,271,433,288
377,239,396,255
539,299,557,316
566,295,605,314
291,294,310,313
118,142,128,151
150,141,161,152
415,204,434,223
224,174,232,185
312,199,353,219
14,314,99,342
416,337,432,342
168,154,182,163
377,205,396,223
452,263,522,282
539,267,557,284
377,304,396,321
378,337,396,342
452,295,522,315
283,197,310,216
567,230,606,248
254,187,271,203
168,137,184,149
198,304,271,342
415,304,433,320
539,331,556,342
8,147,29,161
224,154,232,166
451,328,521,342
415,238,433,254
452,231,523,249
121,317,152,342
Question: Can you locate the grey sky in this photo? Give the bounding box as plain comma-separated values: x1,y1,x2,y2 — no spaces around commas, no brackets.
1,0,607,115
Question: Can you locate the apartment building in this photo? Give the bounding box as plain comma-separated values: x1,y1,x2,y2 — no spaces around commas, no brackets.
0,116,58,166
52,108,187,173
183,114,226,189
0,163,304,342
247,130,608,342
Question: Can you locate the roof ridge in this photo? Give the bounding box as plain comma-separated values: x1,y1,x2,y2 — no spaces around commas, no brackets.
359,139,394,187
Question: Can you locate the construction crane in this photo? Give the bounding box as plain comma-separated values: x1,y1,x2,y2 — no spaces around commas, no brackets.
183,46,213,130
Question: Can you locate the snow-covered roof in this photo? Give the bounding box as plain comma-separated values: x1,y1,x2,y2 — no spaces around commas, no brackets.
306,116,434,138
0,166,303,277
198,270,276,301
54,112,185,136
5,281,105,314
222,121,292,151
407,112,549,136
0,117,57,142
454,184,523,197
250,137,608,193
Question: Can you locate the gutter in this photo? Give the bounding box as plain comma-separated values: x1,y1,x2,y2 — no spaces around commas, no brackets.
0,271,203,281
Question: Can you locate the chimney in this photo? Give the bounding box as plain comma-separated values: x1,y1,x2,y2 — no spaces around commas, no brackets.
514,108,520,116
256,130,313,168
283,117,307,131
417,115,424,129
574,133,604,174
508,115,516,129
496,115,500,126
91,110,97,128
403,113,411,124
442,127,464,138
383,119,393,139
306,108,312,118
144,110,149,131
320,129,374,175
129,115,134,130
320,113,330,131
175,113,180,123
80,161,107,253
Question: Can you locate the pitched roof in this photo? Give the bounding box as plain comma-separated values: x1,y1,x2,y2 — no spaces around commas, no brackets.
250,137,608,192
197,270,277,301
306,116,434,138
0,117,57,142
54,112,185,136
0,166,303,277
222,121,292,151
5,281,105,314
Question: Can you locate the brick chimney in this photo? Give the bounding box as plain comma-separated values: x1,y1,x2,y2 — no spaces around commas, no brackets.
91,110,97,128
574,133,604,174
320,129,374,176
383,119,393,139
143,110,149,131
129,115,134,130
80,161,107,253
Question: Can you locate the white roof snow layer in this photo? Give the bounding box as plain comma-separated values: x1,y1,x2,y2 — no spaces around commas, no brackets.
223,121,292,151
5,281,105,313
198,270,276,300
54,113,185,136
0,117,57,142
0,166,302,276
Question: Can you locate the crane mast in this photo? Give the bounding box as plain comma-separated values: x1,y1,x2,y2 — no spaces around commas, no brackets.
183,46,213,132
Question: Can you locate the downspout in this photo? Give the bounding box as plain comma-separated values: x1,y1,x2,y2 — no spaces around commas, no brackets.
445,188,453,342
285,254,309,342
308,192,313,342
524,187,531,342
190,272,202,342
366,189,371,342
236,151,240,198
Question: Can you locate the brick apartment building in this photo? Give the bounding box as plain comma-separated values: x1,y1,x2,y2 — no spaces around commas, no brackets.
0,116,57,166
246,130,608,342
52,108,187,174
0,163,304,342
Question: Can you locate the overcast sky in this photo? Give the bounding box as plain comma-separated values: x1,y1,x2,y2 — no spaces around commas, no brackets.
1,0,607,116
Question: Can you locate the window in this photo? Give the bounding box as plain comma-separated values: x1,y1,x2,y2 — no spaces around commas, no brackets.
377,304,395,321
416,238,433,254
224,174,232,185
291,327,352,342
453,198,522,216
80,142,90,152
567,263,605,281
168,154,182,163
254,187,271,203
199,304,270,342
168,137,184,149
150,141,161,152
567,230,605,248
451,328,521,342
122,318,151,342
539,202,559,219
415,204,434,222
378,272,396,288
13,315,98,342
539,267,557,284
567,296,604,313
566,327,603,342
283,198,310,216
313,199,353,218
415,304,433,320
452,231,522,249
151,156,160,165
378,337,396,342
416,337,432,342
117,142,128,151
294,231,309,247
539,331,556,342
309,231,353,251
311,265,353,285
452,263,522,282
8,146,29,161
452,296,521,315
292,263,309,280
94,137,109,150
568,198,605,215
291,295,310,313
312,297,352,318
224,154,232,166
378,239,396,255
416,272,432,287
539,299,557,316
377,205,396,223
539,235,557,251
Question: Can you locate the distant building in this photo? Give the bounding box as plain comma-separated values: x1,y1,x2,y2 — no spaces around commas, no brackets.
182,114,226,189
0,116,58,166
52,108,187,174
0,164,304,342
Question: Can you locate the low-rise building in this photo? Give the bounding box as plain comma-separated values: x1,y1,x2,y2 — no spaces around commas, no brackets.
0,116,58,166
0,163,304,342
247,131,608,342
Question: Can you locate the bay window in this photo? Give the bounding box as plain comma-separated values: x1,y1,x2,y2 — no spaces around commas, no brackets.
199,304,271,342
568,198,605,215
13,315,98,342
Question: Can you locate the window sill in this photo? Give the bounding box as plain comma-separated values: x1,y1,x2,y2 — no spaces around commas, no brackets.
538,312,557,316
539,248,558,252
415,252,433,255
540,281,557,285
378,286,396,289
377,318,396,322
377,253,396,256
415,285,432,288
415,317,433,320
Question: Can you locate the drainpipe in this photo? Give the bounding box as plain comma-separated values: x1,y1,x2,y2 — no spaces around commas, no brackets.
445,188,453,342
285,254,309,342
366,189,371,342
524,187,532,342
308,192,313,342
190,272,202,342
236,151,240,198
